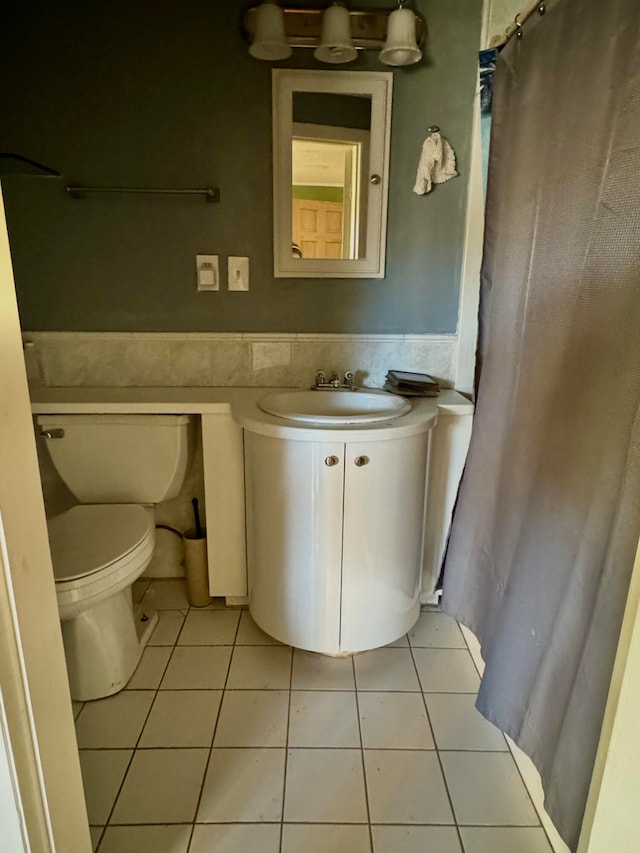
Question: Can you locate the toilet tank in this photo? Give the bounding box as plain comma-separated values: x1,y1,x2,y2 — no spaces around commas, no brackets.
37,414,194,503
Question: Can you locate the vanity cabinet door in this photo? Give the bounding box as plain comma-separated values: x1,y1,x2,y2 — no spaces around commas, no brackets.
244,432,344,653
340,433,429,652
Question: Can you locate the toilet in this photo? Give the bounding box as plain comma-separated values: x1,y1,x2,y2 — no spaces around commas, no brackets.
37,413,194,701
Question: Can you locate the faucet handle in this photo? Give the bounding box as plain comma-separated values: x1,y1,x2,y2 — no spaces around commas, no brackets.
315,370,326,388
344,370,355,388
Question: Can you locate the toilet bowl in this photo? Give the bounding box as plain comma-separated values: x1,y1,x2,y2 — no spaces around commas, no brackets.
37,413,194,702
48,504,158,701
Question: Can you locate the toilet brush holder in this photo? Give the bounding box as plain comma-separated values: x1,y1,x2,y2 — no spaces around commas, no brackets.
183,529,212,607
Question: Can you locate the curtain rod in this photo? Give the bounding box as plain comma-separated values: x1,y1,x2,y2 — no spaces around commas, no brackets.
491,0,547,47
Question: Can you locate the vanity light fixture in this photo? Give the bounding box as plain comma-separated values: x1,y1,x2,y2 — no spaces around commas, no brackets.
248,0,292,60
314,3,357,64
380,1,423,66
244,1,426,67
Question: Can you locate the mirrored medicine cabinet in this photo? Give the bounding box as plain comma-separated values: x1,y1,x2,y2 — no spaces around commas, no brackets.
272,69,393,279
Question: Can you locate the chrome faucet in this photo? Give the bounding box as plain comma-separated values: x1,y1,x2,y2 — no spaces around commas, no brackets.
314,370,357,391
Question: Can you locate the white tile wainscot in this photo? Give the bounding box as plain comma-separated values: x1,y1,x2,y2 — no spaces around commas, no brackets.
29,386,473,605
22,331,458,390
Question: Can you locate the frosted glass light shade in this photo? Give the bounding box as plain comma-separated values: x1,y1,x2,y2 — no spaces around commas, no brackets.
249,2,292,61
314,3,357,64
379,7,422,66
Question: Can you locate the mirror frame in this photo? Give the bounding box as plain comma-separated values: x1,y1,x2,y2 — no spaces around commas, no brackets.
272,69,393,279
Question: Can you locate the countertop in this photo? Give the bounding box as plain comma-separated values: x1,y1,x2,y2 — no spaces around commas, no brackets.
29,386,473,441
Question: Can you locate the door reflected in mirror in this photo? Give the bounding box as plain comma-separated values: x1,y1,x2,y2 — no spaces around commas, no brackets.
291,92,371,261
273,70,392,279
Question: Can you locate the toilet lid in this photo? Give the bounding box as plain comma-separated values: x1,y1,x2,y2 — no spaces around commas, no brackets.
48,505,152,582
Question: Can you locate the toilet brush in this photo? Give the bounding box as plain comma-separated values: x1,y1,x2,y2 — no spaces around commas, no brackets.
184,497,210,606
192,497,203,539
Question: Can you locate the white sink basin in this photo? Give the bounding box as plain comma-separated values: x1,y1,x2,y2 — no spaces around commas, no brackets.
258,388,412,425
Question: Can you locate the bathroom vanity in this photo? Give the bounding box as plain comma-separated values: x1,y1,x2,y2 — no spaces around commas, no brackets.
30,387,473,633
240,398,436,653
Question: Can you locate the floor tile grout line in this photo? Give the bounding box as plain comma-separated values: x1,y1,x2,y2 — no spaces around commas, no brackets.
175,607,248,648
79,744,524,755
185,609,242,853
89,604,230,847
352,655,374,853
459,828,470,853
124,685,482,694
174,642,285,648
82,596,547,849
457,621,547,838
407,639,466,852
279,644,295,853
409,608,470,652
95,632,176,851
77,744,516,754
84,580,161,852
82,744,491,752
487,742,545,831
91,823,106,851
99,818,549,828
172,606,192,646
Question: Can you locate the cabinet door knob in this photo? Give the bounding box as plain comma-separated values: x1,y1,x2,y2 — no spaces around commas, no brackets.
369,174,381,185
354,455,369,467
325,455,340,467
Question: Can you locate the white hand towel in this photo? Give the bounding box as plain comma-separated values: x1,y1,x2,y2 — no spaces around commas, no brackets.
413,131,458,195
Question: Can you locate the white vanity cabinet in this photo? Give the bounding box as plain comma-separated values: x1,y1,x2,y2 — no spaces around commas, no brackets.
244,429,431,654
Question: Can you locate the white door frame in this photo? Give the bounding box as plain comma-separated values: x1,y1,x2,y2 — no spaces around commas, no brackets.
578,536,640,852
0,184,91,852
0,528,31,853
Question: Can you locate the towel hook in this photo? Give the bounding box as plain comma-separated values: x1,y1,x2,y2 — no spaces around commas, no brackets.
427,125,440,133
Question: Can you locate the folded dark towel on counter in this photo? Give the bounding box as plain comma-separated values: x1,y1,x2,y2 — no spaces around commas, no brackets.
384,381,440,397
385,370,440,397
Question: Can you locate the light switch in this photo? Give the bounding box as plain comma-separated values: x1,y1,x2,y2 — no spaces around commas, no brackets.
196,255,219,291
228,256,249,291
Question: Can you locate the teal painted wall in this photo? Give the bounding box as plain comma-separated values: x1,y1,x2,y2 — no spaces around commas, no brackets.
0,0,482,333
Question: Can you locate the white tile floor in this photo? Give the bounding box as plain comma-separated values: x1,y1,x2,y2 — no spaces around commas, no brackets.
74,579,554,853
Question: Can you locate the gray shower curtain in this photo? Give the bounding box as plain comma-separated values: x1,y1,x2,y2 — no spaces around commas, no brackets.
441,0,640,849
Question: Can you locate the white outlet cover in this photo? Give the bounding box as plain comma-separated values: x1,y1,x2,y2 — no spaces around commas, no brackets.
228,256,249,291
196,255,219,291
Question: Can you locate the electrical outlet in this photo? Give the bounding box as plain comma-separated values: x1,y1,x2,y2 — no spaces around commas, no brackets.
228,256,249,291
196,255,219,291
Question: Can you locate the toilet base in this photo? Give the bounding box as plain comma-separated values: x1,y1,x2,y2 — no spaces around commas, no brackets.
61,587,158,701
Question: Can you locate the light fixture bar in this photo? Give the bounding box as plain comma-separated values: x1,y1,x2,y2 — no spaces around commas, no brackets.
243,6,426,52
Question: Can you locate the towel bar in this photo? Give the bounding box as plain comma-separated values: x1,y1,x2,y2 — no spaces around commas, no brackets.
66,185,220,202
